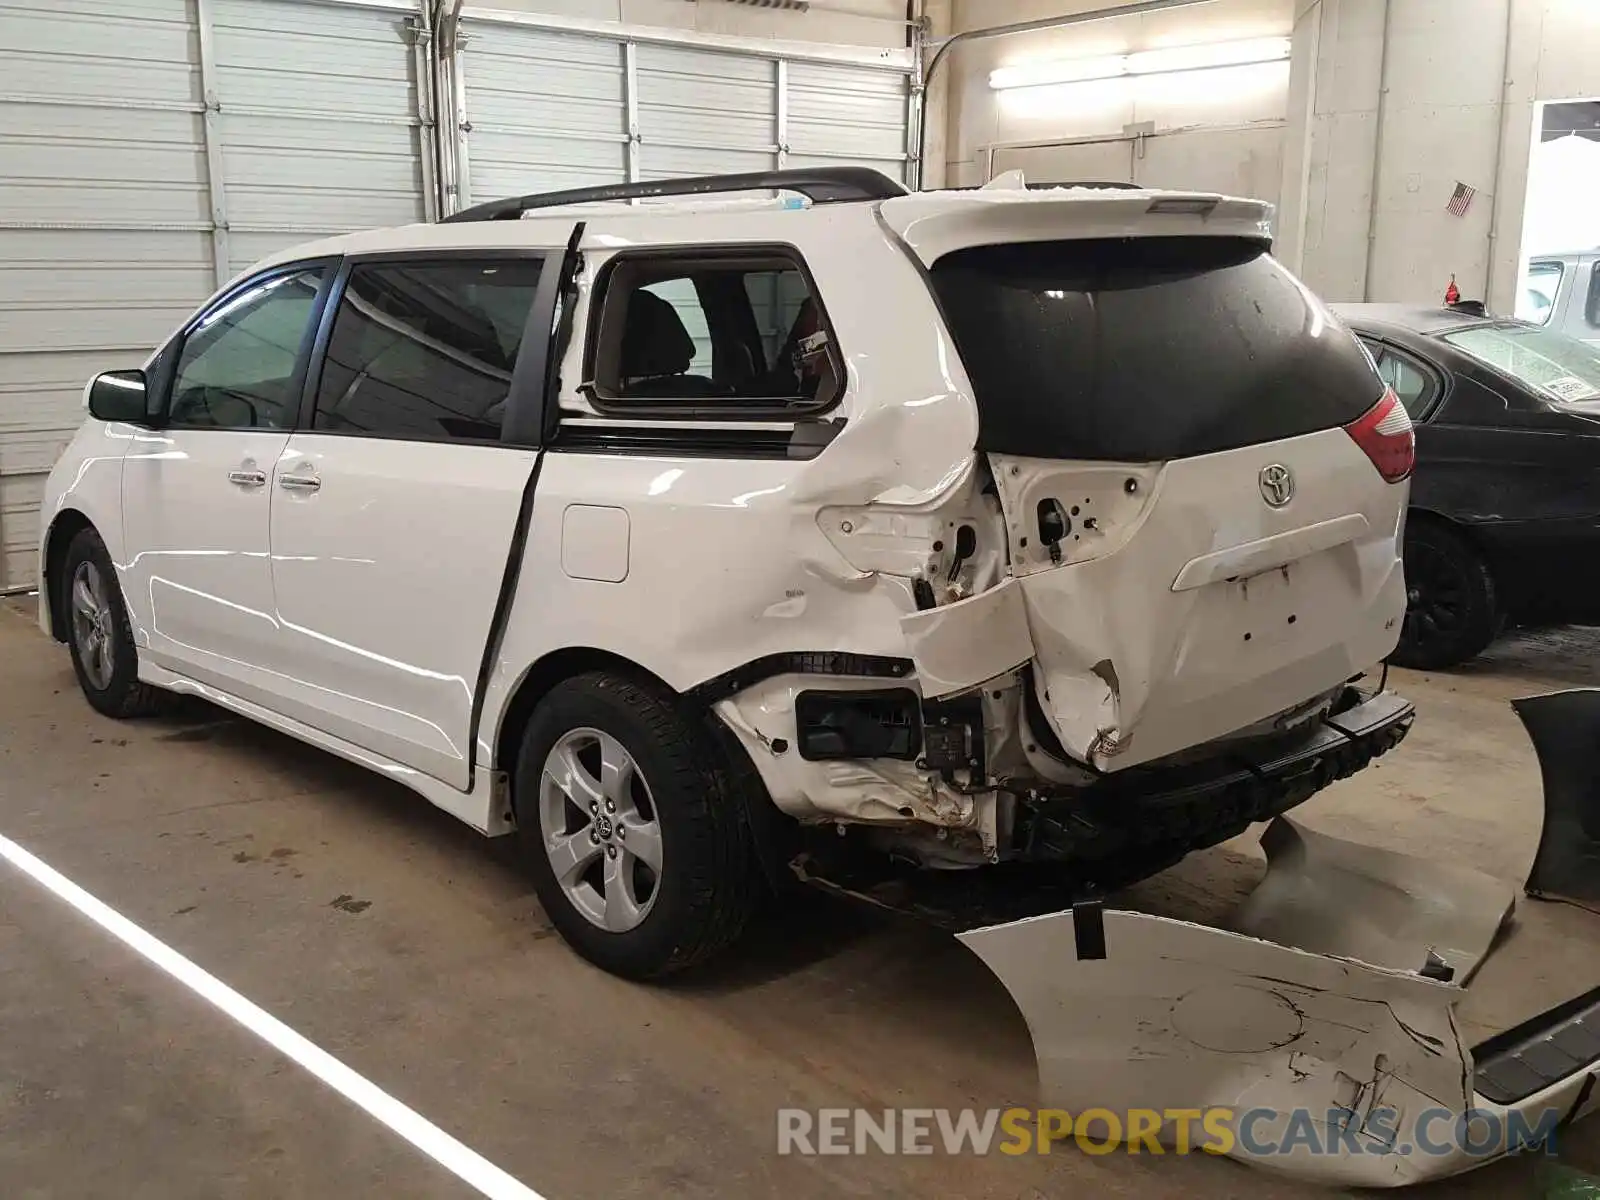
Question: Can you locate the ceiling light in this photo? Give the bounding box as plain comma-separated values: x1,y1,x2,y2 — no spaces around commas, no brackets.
989,36,1291,91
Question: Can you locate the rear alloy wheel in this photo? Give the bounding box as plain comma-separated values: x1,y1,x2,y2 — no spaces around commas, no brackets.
515,672,760,980
539,727,665,934
60,527,167,718
1391,519,1499,670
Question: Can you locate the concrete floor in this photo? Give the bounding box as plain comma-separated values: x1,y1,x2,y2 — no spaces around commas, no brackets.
2,593,1599,1199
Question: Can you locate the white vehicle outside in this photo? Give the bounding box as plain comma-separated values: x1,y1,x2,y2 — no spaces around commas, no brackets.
41,168,1600,1184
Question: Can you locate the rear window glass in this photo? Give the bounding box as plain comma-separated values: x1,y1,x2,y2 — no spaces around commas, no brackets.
1443,323,1600,403
930,238,1384,462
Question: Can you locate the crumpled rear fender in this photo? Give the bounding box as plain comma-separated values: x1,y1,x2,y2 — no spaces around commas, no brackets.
956,693,1600,1186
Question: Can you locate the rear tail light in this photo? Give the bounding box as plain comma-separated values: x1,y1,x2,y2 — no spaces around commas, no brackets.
1345,388,1414,482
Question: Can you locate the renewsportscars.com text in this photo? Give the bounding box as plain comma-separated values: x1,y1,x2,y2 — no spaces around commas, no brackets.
776,1106,1563,1159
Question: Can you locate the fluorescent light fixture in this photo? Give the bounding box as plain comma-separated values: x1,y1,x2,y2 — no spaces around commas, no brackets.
989,36,1291,91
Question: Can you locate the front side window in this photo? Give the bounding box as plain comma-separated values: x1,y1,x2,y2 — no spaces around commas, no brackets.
1443,323,1600,403
587,252,840,416
313,258,544,442
169,267,326,430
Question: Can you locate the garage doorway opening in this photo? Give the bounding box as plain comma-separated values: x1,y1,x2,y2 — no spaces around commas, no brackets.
1514,98,1600,341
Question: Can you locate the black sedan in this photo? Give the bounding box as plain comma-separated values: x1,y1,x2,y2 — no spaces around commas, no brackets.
1333,303,1600,668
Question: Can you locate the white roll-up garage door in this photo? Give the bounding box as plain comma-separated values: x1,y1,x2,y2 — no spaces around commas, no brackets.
0,0,426,590
456,11,913,209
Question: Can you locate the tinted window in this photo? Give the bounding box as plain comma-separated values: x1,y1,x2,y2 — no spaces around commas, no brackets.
313,259,543,441
1443,323,1600,403
169,267,325,429
589,254,839,415
930,238,1384,462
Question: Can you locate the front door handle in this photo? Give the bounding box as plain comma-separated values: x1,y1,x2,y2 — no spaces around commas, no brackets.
228,469,267,488
278,472,321,492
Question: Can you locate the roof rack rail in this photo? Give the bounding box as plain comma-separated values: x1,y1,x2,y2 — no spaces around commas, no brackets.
441,166,908,224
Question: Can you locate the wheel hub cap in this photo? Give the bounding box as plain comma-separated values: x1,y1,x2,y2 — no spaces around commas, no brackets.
538,728,663,933
69,560,115,690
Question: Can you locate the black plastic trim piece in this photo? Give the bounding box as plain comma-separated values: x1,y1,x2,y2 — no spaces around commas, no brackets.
540,221,588,444
795,688,922,762
550,424,801,460
464,451,546,789
1472,983,1600,1106
686,652,915,708
1072,900,1107,960
442,166,907,223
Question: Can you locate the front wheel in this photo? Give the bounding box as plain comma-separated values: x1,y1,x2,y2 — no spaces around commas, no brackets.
60,527,167,718
1391,519,1499,670
514,672,760,980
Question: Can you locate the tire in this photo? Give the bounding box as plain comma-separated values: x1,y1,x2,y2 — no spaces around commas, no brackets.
513,671,760,980
59,527,167,718
1391,518,1499,670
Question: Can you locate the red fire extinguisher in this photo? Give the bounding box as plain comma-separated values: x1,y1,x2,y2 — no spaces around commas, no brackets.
1445,275,1460,305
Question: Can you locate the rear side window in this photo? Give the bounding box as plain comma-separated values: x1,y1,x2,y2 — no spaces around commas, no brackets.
313,258,544,442
585,250,840,418
930,238,1384,462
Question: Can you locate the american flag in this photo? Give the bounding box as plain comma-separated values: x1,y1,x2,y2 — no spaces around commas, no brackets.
1447,182,1476,217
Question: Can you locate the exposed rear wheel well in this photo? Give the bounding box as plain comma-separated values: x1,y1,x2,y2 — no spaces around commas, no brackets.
492,648,795,890
42,510,95,643
494,648,677,779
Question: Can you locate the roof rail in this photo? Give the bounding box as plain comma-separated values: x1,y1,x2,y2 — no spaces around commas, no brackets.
441,166,908,224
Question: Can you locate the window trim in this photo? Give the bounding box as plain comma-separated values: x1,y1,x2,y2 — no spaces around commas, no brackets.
1585,260,1600,329
296,246,564,449
159,258,339,433
580,242,844,422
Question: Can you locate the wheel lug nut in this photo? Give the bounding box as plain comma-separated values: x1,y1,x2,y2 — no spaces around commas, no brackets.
616,826,625,839
606,845,618,859
589,802,599,814
590,829,600,844
605,800,615,813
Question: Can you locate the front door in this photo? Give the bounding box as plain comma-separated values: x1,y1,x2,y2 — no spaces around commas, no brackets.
264,255,548,789
121,263,332,704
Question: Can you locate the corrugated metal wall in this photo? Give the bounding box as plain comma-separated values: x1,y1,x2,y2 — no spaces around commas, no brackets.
457,13,912,208
0,0,425,591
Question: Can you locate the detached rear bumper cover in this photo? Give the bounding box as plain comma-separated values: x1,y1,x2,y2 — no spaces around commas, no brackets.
957,689,1600,1187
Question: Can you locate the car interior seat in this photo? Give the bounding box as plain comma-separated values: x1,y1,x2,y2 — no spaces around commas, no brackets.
618,289,723,397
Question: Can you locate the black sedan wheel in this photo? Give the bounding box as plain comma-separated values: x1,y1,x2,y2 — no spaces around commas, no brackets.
1391,519,1499,670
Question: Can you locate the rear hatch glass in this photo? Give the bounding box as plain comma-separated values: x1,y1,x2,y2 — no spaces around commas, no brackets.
929,237,1384,462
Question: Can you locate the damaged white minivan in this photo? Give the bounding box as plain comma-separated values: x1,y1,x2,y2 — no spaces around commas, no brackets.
42,166,1416,970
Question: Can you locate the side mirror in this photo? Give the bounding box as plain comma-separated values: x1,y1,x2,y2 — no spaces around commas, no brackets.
85,370,149,424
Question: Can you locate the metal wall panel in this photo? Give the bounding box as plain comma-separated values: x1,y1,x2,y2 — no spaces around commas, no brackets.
211,0,428,274
0,0,206,590
459,21,627,202
459,15,910,206
785,61,909,183
635,44,777,181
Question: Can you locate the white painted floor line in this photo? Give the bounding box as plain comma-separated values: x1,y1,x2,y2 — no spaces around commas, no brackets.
0,832,547,1200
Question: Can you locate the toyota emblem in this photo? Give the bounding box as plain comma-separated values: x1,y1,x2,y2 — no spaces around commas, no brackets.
1259,464,1294,508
